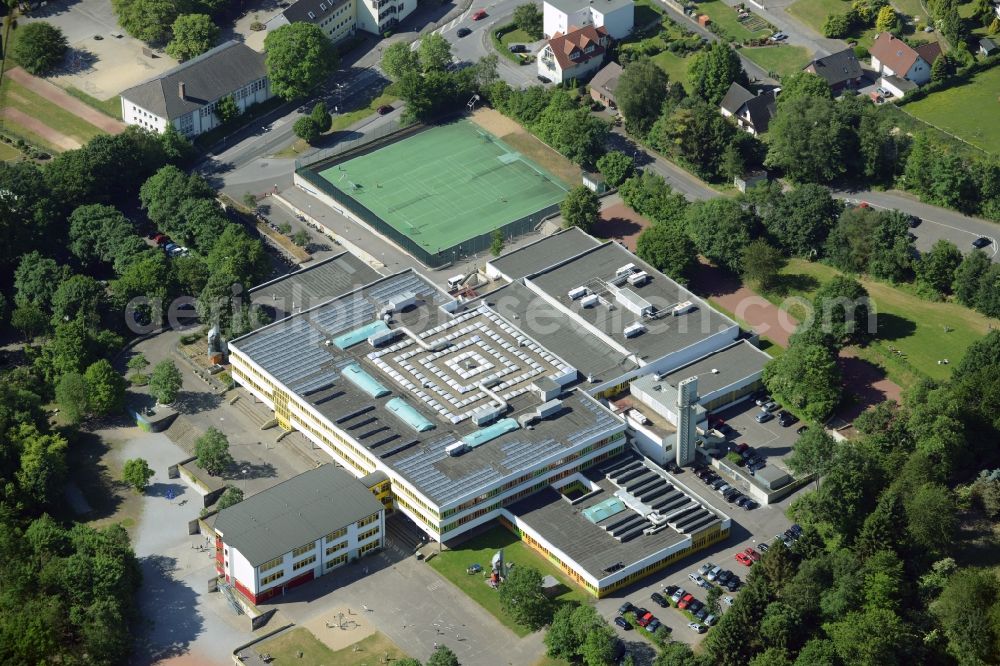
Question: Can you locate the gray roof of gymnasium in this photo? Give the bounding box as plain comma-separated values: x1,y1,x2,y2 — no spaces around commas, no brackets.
526,242,738,364
507,454,720,581
470,280,639,382
213,465,382,567
230,270,624,507
250,252,382,320
488,227,601,280
547,0,634,15
638,340,769,397
120,41,266,120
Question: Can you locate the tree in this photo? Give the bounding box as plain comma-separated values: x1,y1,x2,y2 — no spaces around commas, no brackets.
426,645,460,666
580,625,616,666
809,276,872,346
195,427,233,476
206,225,269,287
905,483,956,554
166,13,218,61
216,485,244,509
175,198,228,252
753,183,842,257
635,219,697,282
917,239,962,296
68,204,136,267
930,52,951,83
618,172,688,225
121,458,155,492
951,250,990,306
513,3,543,39
560,186,600,232
498,565,551,630
214,94,240,125
596,151,635,188
11,22,68,75
490,228,505,257
706,585,723,616
50,274,104,330
786,427,837,480
763,342,841,422
776,72,832,110
14,424,69,506
11,304,48,341
766,96,847,183
687,41,748,106
874,5,897,32
127,353,150,379
544,605,579,660
741,239,786,291
381,41,421,80
111,0,184,43
14,251,65,311
615,58,669,135
419,33,453,73
56,372,89,424
84,360,126,417
685,198,757,272
264,23,337,100
293,116,321,143
292,229,311,246
649,97,737,180
139,165,214,236
824,608,915,665
931,567,1000,665
310,101,332,133
822,11,856,38
149,359,183,404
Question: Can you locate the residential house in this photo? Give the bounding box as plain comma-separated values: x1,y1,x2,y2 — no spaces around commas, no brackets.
265,0,358,45
980,37,999,57
719,82,778,136
538,25,611,84
589,61,623,107
120,41,271,138
543,0,634,40
802,48,864,93
212,465,386,606
869,32,940,86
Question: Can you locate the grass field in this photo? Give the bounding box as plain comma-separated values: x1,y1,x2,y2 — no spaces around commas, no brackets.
0,141,21,161
652,50,691,89
739,45,811,78
316,119,569,253
903,65,1000,155
698,0,772,41
64,87,124,120
330,92,400,132
429,525,590,636
786,0,852,34
0,77,103,148
761,259,999,383
501,27,535,45
254,629,408,666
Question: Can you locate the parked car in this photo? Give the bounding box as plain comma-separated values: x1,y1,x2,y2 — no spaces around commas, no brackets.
678,594,694,610
646,619,661,633
163,242,179,253
717,484,731,495
377,104,394,115
789,524,803,536
796,425,809,435
743,499,759,510
755,411,774,424
627,409,650,425
671,587,686,604
718,423,736,438
471,9,487,19
694,608,708,621
705,614,718,626
711,479,727,490
972,236,992,249
153,233,170,246
457,27,471,37
745,547,761,562
467,563,482,574
761,401,780,412
636,611,654,628
726,578,741,592
688,622,707,634
735,442,749,453
772,31,787,40
688,599,704,613
537,75,552,83
663,584,679,597
650,592,668,608
666,461,683,474
723,596,735,606
755,394,771,406
908,215,922,228
688,572,703,585
757,543,769,553
618,601,635,615
717,569,732,584
707,566,722,582
736,495,751,507
508,44,527,53
735,552,754,566
778,411,798,427
614,616,630,630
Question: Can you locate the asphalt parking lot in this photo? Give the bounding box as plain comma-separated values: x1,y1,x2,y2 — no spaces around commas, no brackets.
713,398,803,462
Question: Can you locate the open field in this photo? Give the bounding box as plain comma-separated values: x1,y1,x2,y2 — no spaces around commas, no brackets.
786,0,852,34
429,525,590,636
739,45,811,78
0,76,103,148
0,141,21,161
697,0,771,40
501,27,535,45
761,259,999,383
903,65,1000,155
652,50,692,89
330,92,400,132
64,87,123,120
254,628,408,666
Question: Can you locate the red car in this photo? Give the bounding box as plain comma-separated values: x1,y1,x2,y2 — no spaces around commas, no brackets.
153,233,169,246
636,612,654,627
471,9,487,19
677,594,694,610
745,547,761,562
735,552,754,567
735,443,749,453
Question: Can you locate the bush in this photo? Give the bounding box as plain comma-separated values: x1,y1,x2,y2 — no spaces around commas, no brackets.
12,22,68,76
293,116,321,143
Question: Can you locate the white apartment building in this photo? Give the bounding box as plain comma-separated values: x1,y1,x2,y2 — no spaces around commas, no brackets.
543,0,634,40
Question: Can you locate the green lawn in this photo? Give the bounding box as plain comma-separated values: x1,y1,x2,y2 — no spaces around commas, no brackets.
0,141,21,161
0,77,104,147
786,0,852,34
428,525,591,636
760,259,999,383
697,0,772,41
329,91,399,132
652,50,691,90
254,629,408,666
64,87,123,120
903,65,1000,155
891,0,931,25
635,0,665,26
501,27,534,45
739,45,811,78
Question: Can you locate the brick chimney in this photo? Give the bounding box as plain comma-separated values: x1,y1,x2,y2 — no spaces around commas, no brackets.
178,81,186,100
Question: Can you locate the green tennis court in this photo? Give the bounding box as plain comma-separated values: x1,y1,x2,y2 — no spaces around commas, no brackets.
316,120,570,253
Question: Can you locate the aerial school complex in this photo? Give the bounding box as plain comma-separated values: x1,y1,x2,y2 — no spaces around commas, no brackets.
226,227,773,598
294,117,572,267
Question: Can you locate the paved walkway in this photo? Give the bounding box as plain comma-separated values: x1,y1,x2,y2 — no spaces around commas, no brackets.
6,66,126,134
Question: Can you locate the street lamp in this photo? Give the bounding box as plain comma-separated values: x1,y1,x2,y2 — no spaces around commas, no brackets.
242,467,249,493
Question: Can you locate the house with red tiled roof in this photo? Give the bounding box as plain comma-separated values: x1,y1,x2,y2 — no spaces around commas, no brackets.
537,25,611,84
869,32,940,88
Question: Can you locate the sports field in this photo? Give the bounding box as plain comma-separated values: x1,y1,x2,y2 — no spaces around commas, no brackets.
316,119,569,253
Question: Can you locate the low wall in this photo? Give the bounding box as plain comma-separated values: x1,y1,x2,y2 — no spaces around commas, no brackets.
177,456,227,507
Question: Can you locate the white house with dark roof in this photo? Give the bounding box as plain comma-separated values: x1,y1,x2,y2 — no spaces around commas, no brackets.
719,82,778,135
119,41,271,138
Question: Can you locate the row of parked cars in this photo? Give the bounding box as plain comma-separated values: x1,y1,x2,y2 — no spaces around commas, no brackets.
151,233,188,258
733,524,803,567
694,466,758,510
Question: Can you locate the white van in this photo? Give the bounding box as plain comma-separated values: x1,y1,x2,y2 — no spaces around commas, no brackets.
447,274,466,290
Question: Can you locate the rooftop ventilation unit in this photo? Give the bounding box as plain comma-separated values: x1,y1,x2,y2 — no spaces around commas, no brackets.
445,441,468,456
385,291,418,314
624,322,646,338
568,286,589,300
580,293,599,308
472,404,505,426
368,327,402,347
627,271,650,287
671,300,694,316
536,399,564,419
616,263,637,277
616,288,654,317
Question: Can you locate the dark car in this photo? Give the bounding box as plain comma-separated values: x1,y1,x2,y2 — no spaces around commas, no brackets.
537,75,552,83
718,423,736,438
778,411,798,427
726,578,741,592
618,601,635,616
789,524,803,536
508,44,527,53
796,425,809,435
743,499,758,510
646,618,662,633
457,27,471,37
688,599,704,613
650,592,668,608
717,569,732,583
972,236,992,249
908,215,921,228
663,584,679,597
377,104,393,115
614,616,630,630
667,461,683,474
